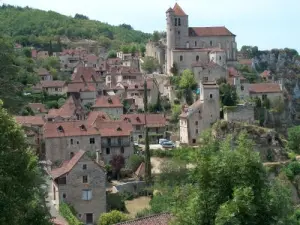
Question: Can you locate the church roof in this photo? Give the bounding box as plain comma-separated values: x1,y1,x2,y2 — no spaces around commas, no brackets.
189,27,235,37
173,3,187,16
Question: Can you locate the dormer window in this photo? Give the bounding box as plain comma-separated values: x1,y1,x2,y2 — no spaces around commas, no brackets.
117,127,122,131
108,98,113,104
136,117,141,122
80,125,86,131
57,125,64,132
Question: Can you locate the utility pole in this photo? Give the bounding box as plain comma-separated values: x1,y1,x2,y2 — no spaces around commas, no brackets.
143,78,151,184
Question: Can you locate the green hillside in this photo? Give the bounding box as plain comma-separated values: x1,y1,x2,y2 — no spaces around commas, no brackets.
0,4,151,50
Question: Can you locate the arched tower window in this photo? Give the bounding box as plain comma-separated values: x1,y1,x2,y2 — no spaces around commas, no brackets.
175,18,178,26
180,55,183,61
195,41,197,47
196,55,199,61
178,18,181,26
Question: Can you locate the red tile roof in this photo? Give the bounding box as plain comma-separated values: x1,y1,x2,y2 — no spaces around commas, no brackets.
94,120,133,137
40,80,66,88
44,121,100,138
15,116,45,126
180,101,203,118
189,27,235,37
126,80,154,91
72,67,99,82
67,82,96,93
249,83,282,94
31,49,37,58
84,54,98,63
135,162,145,177
121,114,166,127
173,3,187,16
51,218,68,225
93,96,123,108
47,96,81,119
87,111,111,125
106,58,122,65
50,150,85,179
28,103,47,113
114,213,172,225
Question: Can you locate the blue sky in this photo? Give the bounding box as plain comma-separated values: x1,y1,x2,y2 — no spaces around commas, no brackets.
3,0,300,52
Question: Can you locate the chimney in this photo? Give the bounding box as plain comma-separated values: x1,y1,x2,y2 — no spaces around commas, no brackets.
96,150,100,163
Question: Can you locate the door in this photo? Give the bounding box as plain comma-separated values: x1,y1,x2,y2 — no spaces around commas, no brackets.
86,213,93,224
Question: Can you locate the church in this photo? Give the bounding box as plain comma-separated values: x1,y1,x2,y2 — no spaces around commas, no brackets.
146,3,237,77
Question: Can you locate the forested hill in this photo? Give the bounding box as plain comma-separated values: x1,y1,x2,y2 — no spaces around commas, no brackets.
0,4,151,49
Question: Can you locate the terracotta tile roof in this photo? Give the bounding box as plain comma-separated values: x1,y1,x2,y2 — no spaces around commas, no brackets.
51,218,68,225
228,67,240,77
121,114,167,127
40,80,66,88
189,27,235,37
94,120,133,137
50,150,85,179
114,213,172,225
93,96,123,108
28,103,47,113
173,3,186,16
84,54,98,63
67,82,96,93
87,111,111,125
35,68,50,76
249,83,282,94
47,96,81,119
135,162,145,177
44,121,99,138
71,67,99,82
126,80,154,91
31,49,37,58
60,49,87,56
106,58,122,65
15,116,45,126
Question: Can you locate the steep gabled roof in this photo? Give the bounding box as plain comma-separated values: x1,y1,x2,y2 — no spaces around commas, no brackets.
173,3,187,16
47,96,81,119
15,116,45,126
92,96,123,108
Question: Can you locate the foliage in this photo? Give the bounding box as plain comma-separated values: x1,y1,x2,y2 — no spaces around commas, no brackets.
127,154,144,171
288,126,300,153
219,83,238,107
240,45,259,58
141,56,159,73
152,31,160,42
57,98,66,108
179,69,197,90
107,50,117,58
284,161,300,181
144,80,151,184
98,210,129,225
59,202,83,225
270,96,285,113
242,72,258,83
74,13,89,20
106,193,126,211
111,155,125,179
0,5,151,49
170,104,181,123
0,100,52,225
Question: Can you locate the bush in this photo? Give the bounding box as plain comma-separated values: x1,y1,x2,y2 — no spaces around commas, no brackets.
98,210,129,225
59,202,83,225
284,161,300,180
120,168,132,178
107,193,126,211
127,154,145,171
121,191,134,201
150,149,174,158
45,100,59,109
135,208,153,218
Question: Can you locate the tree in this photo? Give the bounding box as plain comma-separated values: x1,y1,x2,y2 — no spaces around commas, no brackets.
170,62,179,75
0,100,52,225
144,80,151,184
173,132,294,225
121,45,130,54
288,126,300,153
57,98,66,108
110,155,125,180
41,56,60,70
219,83,238,107
118,23,133,30
74,13,89,20
107,50,117,58
152,31,160,42
98,210,129,225
141,56,159,74
127,154,144,171
179,69,197,90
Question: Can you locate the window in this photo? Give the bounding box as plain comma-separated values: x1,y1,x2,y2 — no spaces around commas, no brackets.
175,18,178,26
83,164,87,170
82,189,92,201
89,138,95,144
57,176,67,185
70,139,73,145
178,18,181,26
192,139,196,144
178,31,180,35
62,193,66,199
180,55,183,61
136,125,141,131
55,88,58,91
241,85,244,91
210,40,213,46
196,55,199,62
262,94,267,100
195,41,197,46
195,121,198,125
210,93,213,99
77,141,80,144
82,176,88,183
121,147,125,154
106,148,110,155
70,152,74,158
196,129,199,134
85,213,94,224
204,77,208,82
219,56,222,61
138,135,143,139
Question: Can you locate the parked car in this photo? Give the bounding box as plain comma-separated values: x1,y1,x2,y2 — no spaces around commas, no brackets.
159,139,168,145
161,141,175,149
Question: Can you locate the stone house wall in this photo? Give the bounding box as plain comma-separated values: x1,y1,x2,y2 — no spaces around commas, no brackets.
224,104,255,123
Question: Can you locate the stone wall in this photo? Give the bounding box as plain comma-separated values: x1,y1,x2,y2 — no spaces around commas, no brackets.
224,104,255,123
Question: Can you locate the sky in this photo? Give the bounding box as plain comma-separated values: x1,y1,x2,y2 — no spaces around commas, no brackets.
2,0,300,52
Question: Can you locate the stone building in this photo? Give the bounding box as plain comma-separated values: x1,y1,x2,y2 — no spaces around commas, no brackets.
43,121,101,164
224,103,255,123
33,81,67,95
179,82,220,144
92,95,123,119
51,150,106,225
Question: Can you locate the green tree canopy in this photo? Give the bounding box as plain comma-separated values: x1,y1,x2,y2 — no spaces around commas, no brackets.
219,83,238,107
98,210,129,225
107,50,117,58
179,69,197,90
0,100,52,225
288,126,300,153
141,56,159,74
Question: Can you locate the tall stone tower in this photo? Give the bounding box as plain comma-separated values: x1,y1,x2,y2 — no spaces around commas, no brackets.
166,7,175,75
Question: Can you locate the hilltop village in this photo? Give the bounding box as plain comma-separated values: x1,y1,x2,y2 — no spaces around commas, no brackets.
2,2,300,225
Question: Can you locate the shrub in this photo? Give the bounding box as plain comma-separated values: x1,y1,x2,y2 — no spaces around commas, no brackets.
107,193,126,211
98,210,129,225
135,208,153,218
127,154,145,171
59,202,83,225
